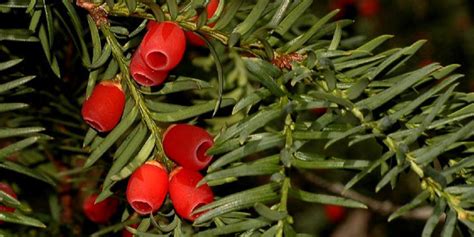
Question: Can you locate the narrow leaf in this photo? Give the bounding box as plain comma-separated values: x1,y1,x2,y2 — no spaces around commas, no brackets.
388,190,430,221
0,212,46,228
111,135,155,181
84,107,139,168
289,188,367,208
195,218,270,236
152,98,235,122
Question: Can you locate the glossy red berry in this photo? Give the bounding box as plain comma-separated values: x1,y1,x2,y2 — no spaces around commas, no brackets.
82,193,119,224
126,161,169,215
163,124,214,171
324,204,346,223
140,21,186,71
81,80,126,132
185,0,220,46
169,167,214,221
0,183,17,225
130,48,169,86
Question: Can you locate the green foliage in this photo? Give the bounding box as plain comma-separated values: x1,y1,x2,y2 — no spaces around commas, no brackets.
0,0,473,236
0,57,50,228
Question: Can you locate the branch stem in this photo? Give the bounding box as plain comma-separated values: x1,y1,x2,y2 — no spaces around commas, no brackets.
100,24,172,169
299,170,443,221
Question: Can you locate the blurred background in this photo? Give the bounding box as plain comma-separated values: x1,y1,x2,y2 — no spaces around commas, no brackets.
320,0,474,92
294,1,474,236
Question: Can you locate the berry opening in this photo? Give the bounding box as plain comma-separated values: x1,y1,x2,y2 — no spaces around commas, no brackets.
131,201,153,214
84,118,105,132
146,51,168,70
190,202,207,220
196,141,213,163
133,73,154,86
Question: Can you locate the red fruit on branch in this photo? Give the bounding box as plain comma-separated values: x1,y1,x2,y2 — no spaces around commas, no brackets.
122,223,139,237
311,107,328,117
146,20,158,30
130,48,169,86
126,161,169,215
82,193,119,224
324,205,346,223
140,21,186,71
185,0,220,46
169,167,214,221
81,80,126,132
0,183,17,225
163,124,214,171
357,0,380,17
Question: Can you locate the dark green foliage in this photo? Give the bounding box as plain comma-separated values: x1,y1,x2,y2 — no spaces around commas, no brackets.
0,0,473,236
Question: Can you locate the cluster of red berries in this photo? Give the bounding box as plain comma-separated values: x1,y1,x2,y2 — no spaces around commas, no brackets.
0,183,17,225
130,21,185,86
126,124,214,221
81,1,219,133
81,124,214,225
80,0,219,228
130,0,219,87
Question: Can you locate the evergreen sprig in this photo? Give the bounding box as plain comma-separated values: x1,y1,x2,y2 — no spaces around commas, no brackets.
0,0,473,236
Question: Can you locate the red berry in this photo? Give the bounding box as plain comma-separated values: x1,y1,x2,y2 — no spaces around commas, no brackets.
204,0,219,20
185,31,208,47
140,21,186,71
82,193,119,224
357,0,380,17
329,0,356,19
146,20,158,30
324,205,346,223
0,183,17,225
163,124,214,171
311,107,327,117
122,223,139,237
126,161,169,215
130,48,169,86
186,0,219,46
169,167,214,221
81,80,126,132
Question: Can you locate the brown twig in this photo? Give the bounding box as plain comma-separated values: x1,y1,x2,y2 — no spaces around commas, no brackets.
75,0,108,26
299,170,445,221
272,52,306,70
